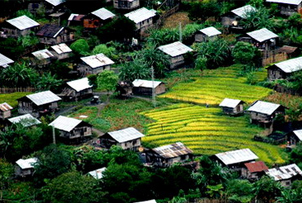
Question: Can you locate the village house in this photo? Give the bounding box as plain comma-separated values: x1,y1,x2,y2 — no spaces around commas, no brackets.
28,0,66,16
195,26,221,42
241,161,269,181
266,0,302,16
219,98,245,115
222,5,257,32
245,28,279,51
49,115,92,143
18,90,61,118
88,167,106,180
0,53,14,68
31,49,55,67
287,129,302,146
83,8,115,29
145,142,193,168
99,127,145,150
60,77,93,101
0,102,13,120
67,13,85,26
277,45,299,59
214,148,259,170
134,200,157,203
158,41,193,69
267,56,302,80
1,15,39,38
114,0,140,10
50,43,72,60
15,157,38,177
132,79,166,96
36,24,74,45
265,163,302,187
78,53,114,75
8,114,41,127
125,7,156,34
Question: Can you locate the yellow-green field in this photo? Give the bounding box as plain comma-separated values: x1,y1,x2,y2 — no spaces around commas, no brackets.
0,92,30,107
160,66,272,105
142,103,287,166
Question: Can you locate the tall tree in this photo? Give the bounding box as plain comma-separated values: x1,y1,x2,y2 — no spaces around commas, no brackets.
97,70,119,102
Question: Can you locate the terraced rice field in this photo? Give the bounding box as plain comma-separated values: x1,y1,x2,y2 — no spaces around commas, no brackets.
159,66,272,105
142,103,287,166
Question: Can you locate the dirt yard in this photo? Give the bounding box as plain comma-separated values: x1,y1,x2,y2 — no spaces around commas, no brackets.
162,12,193,29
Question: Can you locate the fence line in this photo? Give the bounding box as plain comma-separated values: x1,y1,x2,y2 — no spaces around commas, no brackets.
0,87,36,93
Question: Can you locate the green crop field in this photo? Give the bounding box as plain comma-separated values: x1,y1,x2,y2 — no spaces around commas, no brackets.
0,92,30,107
142,103,287,166
159,65,272,105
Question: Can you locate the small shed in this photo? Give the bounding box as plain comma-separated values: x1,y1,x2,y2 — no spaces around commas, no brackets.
36,24,74,45
32,49,55,67
67,13,85,26
132,79,165,96
114,0,140,10
18,90,61,118
49,115,92,142
100,127,145,150
2,15,39,38
267,57,302,80
158,41,193,69
8,114,41,127
242,161,269,181
214,148,259,170
79,53,114,75
278,45,299,59
246,28,279,50
288,129,302,145
125,7,156,33
28,0,66,16
50,43,72,60
0,53,14,68
15,157,38,177
195,26,221,42
88,167,106,180
265,163,302,187
83,8,115,29
0,102,13,120
146,142,193,167
266,0,302,16
219,98,245,115
60,77,93,101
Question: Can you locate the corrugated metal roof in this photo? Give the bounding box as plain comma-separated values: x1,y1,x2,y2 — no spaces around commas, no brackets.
152,142,193,159
247,28,278,43
32,49,54,60
92,8,115,20
16,157,38,169
107,127,145,143
293,129,302,141
6,15,39,30
25,90,61,106
247,100,281,115
49,115,82,132
266,163,302,181
67,77,92,92
88,167,106,179
215,148,258,165
0,102,13,112
125,7,156,24
68,13,85,21
158,41,193,57
219,98,243,108
81,53,114,68
134,200,157,203
8,114,41,127
273,57,302,73
231,5,257,19
51,43,72,54
199,26,221,37
45,0,65,6
132,79,163,88
244,161,268,173
36,24,64,38
0,53,14,68
266,0,302,5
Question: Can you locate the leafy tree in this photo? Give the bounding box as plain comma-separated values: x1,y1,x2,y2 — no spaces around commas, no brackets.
36,72,63,92
206,184,224,199
276,187,302,203
0,38,24,58
147,28,179,46
253,176,282,202
188,0,220,21
16,10,34,19
232,41,258,65
97,70,119,102
241,7,274,31
48,60,71,79
17,34,39,48
290,142,302,167
70,39,90,56
0,159,14,200
225,179,254,203
92,44,117,60
42,171,104,203
119,58,150,81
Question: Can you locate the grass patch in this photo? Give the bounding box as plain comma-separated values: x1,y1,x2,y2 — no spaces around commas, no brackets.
0,92,30,107
162,12,192,29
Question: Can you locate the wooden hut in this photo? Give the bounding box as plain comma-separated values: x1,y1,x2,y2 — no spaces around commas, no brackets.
132,79,165,96
36,24,74,45
18,90,61,118
31,49,55,67
100,127,145,150
245,28,279,51
60,77,93,101
267,56,302,80
15,157,38,177
50,43,72,60
195,26,221,42
78,53,114,75
219,98,245,115
0,103,13,120
288,129,302,146
266,0,302,16
241,161,269,181
114,0,140,10
67,13,85,26
125,7,156,33
28,0,66,15
83,8,115,29
0,53,14,68
158,41,193,69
